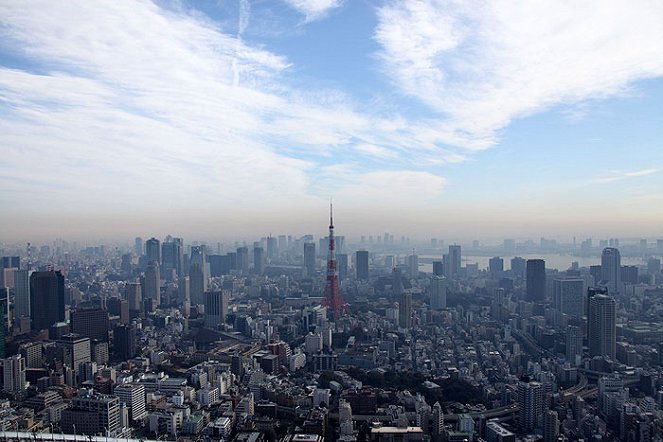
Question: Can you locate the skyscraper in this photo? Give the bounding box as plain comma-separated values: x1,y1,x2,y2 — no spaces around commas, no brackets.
113,324,136,361
303,242,316,277
526,259,546,302
510,256,526,279
189,263,207,306
145,237,160,264
134,237,143,256
446,245,461,279
143,261,161,303
601,247,622,295
13,269,30,319
489,256,504,277
355,250,369,280
125,282,142,314
430,276,447,310
543,410,559,442
204,291,229,328
553,278,585,316
253,246,265,275
399,292,412,329
236,246,249,275
161,238,183,278
3,354,26,395
71,308,110,342
588,293,616,360
566,325,583,366
518,380,543,432
29,270,65,331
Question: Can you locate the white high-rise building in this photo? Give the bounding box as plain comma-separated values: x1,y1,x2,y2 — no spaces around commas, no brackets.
114,383,147,423
446,245,461,279
3,354,26,394
601,248,622,295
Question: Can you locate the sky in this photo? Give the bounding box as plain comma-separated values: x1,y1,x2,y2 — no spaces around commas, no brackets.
1,0,663,242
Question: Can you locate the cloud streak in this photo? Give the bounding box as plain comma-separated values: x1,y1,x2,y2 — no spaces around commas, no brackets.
591,168,659,184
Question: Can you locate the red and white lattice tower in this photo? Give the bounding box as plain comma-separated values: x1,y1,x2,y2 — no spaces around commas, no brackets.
323,203,349,318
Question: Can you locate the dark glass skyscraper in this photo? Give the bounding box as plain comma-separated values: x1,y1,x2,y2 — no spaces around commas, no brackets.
29,270,65,331
526,259,546,302
355,250,369,280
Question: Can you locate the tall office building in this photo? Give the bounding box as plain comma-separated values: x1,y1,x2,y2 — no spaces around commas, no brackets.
588,293,616,360
106,297,129,324
204,291,229,328
114,383,147,423
143,261,161,303
178,276,190,315
392,268,404,295
399,292,412,329
432,261,443,276
601,247,622,295
3,354,26,395
134,237,143,256
13,269,30,319
430,276,447,310
446,245,461,279
253,246,265,275
566,325,583,366
511,257,526,279
407,253,419,278
71,308,110,342
337,253,348,280
526,259,546,302
266,236,278,260
189,263,207,306
518,380,543,432
236,246,249,275
304,242,316,277
161,238,183,278
113,324,137,361
56,334,91,371
355,251,369,280
543,410,559,442
29,270,65,331
125,282,142,313
489,256,504,277
553,278,585,316
145,237,160,264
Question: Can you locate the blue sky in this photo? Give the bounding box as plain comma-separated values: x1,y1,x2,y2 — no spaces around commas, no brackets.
1,0,662,241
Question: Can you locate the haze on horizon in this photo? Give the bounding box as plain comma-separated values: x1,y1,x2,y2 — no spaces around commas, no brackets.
1,0,663,242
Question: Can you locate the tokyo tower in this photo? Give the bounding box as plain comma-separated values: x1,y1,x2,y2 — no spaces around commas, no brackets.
323,203,349,318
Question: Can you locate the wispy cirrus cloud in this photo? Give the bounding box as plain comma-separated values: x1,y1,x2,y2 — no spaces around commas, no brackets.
591,168,659,184
375,0,663,150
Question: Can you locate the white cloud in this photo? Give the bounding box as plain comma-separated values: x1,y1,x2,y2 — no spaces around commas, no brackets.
591,168,659,184
375,0,663,150
282,0,343,22
0,0,462,238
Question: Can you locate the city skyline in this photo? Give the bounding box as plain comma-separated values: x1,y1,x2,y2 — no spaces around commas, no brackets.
2,1,663,240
